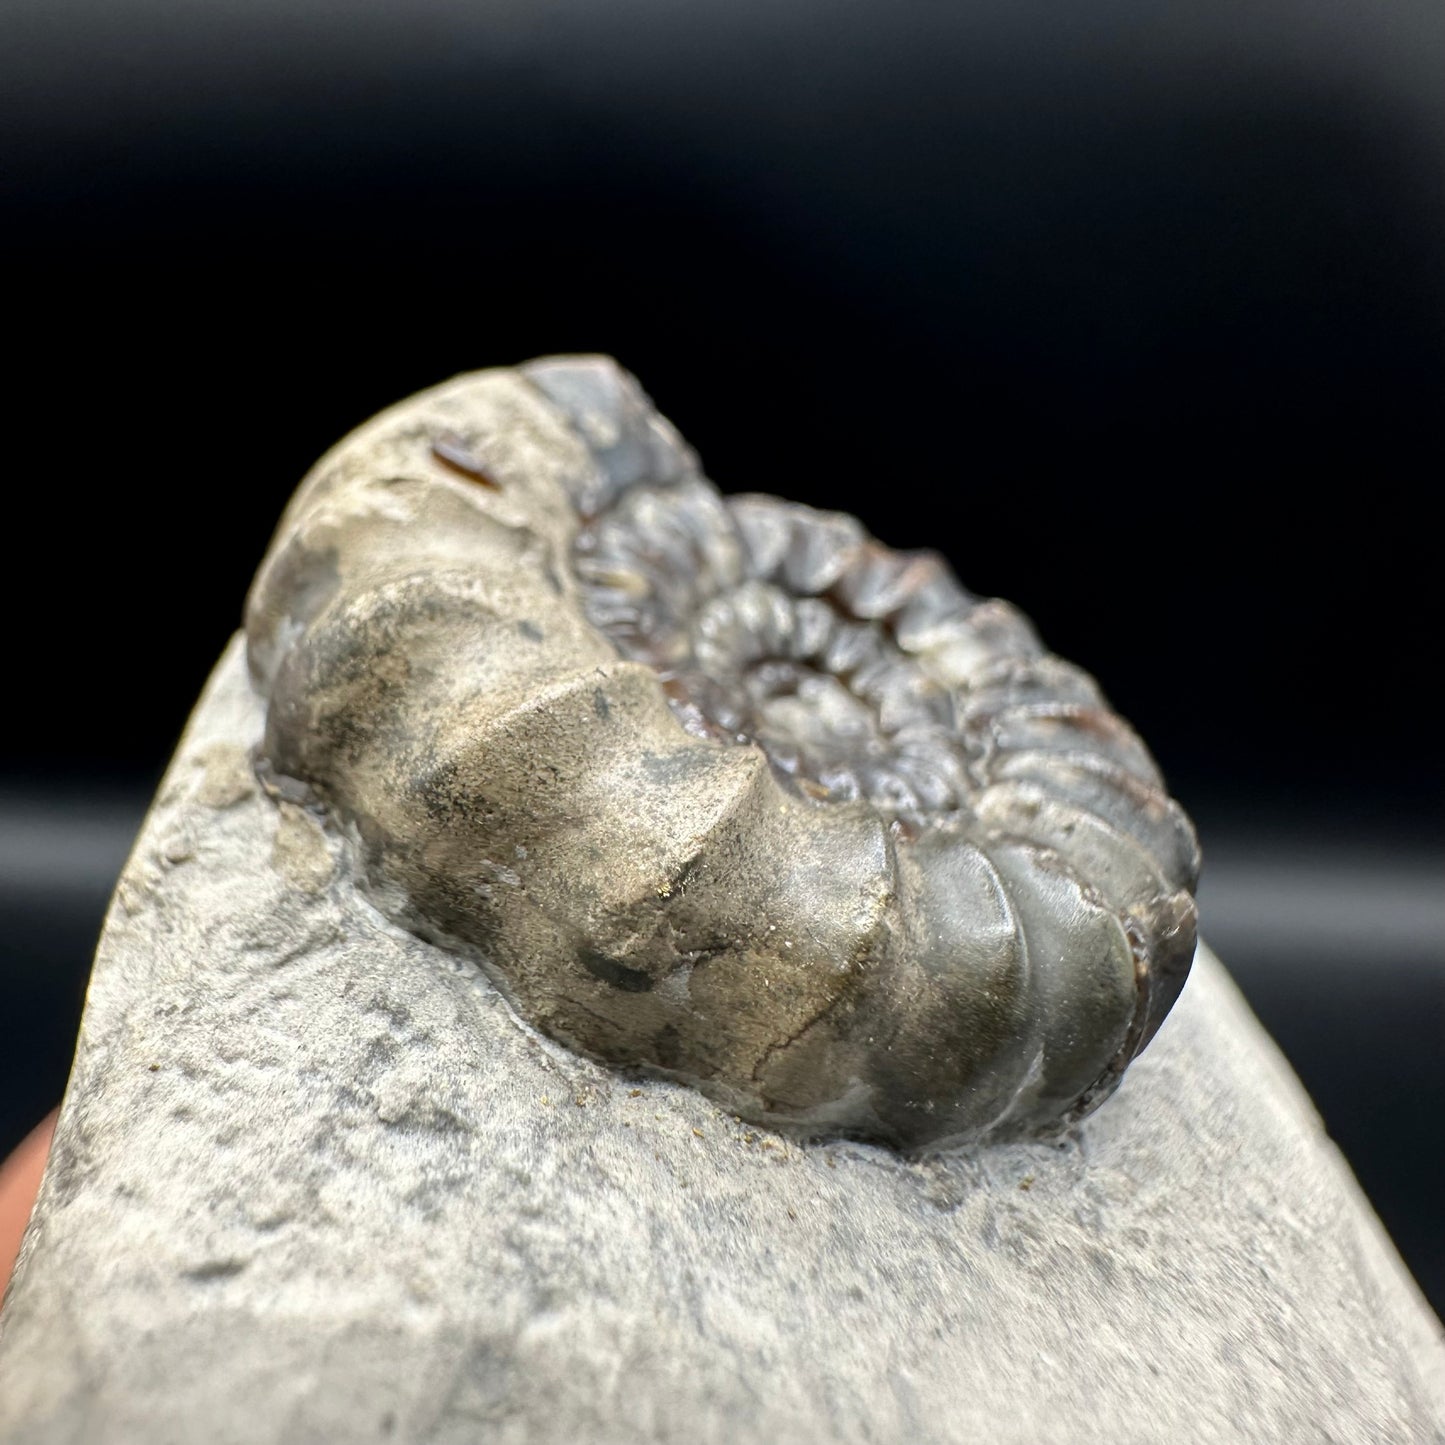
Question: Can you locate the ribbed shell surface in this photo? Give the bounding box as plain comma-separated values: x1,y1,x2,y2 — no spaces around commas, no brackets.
245,357,1199,1149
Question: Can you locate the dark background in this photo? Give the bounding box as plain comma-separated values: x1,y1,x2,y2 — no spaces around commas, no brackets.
3,1,1442,1308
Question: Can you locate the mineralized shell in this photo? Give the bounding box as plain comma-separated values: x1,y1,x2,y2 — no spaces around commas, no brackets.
245,357,1200,1149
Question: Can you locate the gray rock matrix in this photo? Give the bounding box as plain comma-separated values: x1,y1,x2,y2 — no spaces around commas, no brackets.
2,638,1442,1442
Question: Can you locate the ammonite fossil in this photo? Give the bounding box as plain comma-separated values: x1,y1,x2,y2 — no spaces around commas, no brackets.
246,357,1199,1150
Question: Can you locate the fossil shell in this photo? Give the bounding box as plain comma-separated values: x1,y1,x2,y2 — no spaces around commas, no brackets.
245,357,1199,1150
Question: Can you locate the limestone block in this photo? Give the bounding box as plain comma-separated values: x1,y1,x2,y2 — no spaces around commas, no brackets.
1,638,1440,1444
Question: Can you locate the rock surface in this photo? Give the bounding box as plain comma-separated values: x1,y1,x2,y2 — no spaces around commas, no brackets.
1,639,1441,1444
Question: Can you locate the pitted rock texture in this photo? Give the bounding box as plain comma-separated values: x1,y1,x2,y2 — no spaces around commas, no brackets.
244,357,1199,1149
0,639,1441,1445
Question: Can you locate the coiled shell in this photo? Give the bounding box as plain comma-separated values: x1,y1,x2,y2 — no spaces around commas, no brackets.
246,357,1199,1150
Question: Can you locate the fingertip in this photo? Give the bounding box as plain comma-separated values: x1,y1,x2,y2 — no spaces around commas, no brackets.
0,1110,59,1301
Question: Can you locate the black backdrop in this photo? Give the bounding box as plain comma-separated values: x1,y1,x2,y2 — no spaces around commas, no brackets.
4,0,1442,816
3,0,1442,1300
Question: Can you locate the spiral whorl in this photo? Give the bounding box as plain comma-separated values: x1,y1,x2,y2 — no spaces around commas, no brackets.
245,356,1199,1149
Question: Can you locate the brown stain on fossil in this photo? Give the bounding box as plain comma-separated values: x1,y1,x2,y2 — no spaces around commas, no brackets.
244,356,1200,1151
429,432,501,489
